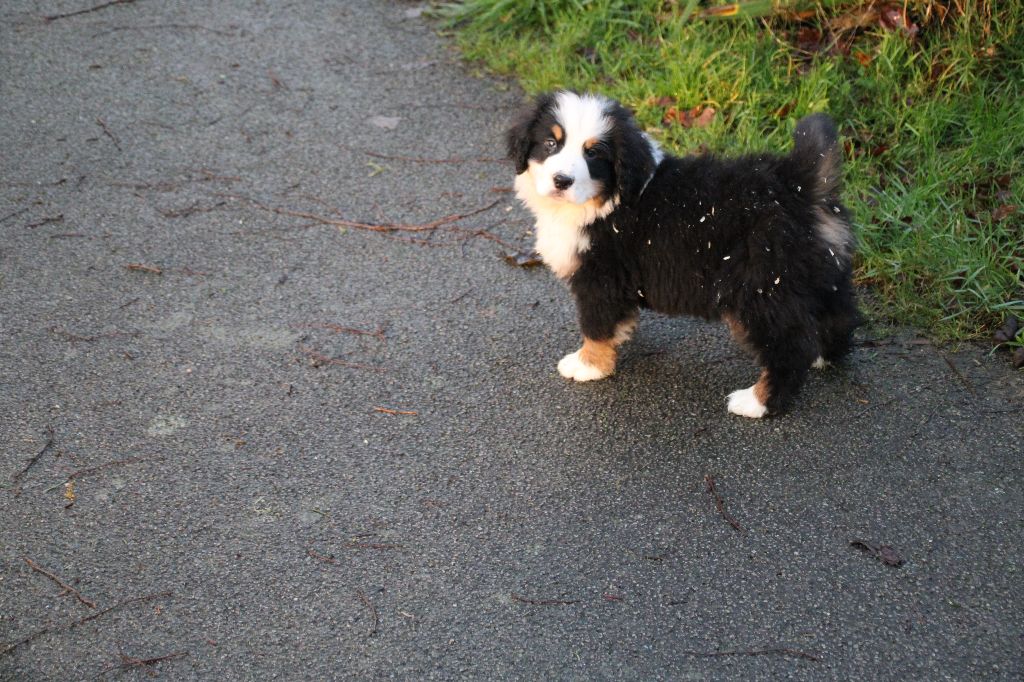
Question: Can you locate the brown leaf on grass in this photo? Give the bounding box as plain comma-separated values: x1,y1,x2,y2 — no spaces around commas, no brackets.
794,27,825,53
853,50,873,67
663,105,716,129
503,250,543,268
830,6,880,32
773,100,796,118
879,4,919,38
850,539,905,566
991,204,1018,222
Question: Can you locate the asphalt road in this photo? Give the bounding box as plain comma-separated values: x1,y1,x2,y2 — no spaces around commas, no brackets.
1,2,1021,680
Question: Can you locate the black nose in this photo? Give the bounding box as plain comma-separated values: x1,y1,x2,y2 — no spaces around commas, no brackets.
553,173,574,190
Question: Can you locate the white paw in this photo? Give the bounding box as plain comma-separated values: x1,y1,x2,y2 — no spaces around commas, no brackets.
727,386,768,419
811,356,829,370
557,350,611,382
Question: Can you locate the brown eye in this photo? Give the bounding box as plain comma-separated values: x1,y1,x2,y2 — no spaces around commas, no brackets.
584,146,598,159
544,138,557,151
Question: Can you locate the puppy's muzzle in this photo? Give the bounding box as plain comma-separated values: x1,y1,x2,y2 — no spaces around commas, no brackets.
553,173,574,190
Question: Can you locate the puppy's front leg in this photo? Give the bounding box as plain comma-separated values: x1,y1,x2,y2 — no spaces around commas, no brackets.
558,314,638,382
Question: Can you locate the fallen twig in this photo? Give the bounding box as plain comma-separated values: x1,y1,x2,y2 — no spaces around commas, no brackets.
372,407,417,416
296,323,386,342
510,593,579,606
125,263,163,275
681,647,820,662
851,395,899,420
220,192,501,235
44,0,136,22
1,207,30,224
26,215,64,229
306,547,339,565
156,200,226,219
267,69,288,91
1,591,170,657
345,542,402,550
297,344,384,372
356,590,378,637
11,426,55,490
940,352,978,397
44,457,152,493
95,117,122,152
98,649,188,678
50,327,138,343
23,557,96,606
24,558,97,609
342,145,503,164
91,23,236,38
704,475,744,532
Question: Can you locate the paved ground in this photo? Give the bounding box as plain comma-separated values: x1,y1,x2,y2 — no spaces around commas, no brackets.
1,2,1022,680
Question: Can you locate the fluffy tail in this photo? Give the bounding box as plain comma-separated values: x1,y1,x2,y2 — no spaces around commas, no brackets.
791,113,842,201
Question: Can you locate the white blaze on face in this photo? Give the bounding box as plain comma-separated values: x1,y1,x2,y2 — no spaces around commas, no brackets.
529,92,611,205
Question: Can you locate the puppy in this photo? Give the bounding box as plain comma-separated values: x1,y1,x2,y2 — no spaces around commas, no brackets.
506,91,860,418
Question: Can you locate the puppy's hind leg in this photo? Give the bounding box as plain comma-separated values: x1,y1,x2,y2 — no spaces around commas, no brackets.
727,328,817,418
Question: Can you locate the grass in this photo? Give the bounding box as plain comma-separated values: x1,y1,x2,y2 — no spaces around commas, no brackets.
441,1,1024,348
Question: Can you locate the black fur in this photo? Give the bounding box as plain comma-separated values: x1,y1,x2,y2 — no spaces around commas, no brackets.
505,92,556,174
510,93,861,416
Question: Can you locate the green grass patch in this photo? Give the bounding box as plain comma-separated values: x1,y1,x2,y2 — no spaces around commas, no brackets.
441,1,1024,344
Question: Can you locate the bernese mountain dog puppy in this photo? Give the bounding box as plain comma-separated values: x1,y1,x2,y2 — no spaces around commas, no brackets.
507,91,860,418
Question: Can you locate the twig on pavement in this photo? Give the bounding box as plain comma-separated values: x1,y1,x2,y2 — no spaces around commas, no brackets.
704,475,744,532
24,558,97,609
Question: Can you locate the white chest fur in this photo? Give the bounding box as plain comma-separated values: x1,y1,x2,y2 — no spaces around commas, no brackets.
514,171,615,280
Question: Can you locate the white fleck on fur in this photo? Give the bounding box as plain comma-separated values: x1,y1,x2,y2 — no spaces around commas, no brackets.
558,350,611,382
811,356,828,370
727,386,768,418
815,207,852,260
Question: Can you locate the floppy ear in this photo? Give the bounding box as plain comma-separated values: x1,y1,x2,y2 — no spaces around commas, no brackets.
506,92,555,175
610,103,657,205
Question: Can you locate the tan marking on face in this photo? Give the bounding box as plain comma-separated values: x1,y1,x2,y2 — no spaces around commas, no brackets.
583,137,600,150
551,124,564,142
753,369,771,405
579,337,618,376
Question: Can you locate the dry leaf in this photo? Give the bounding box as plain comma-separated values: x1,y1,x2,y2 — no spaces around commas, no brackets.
991,204,1018,222
879,4,919,38
773,100,796,118
831,7,879,32
503,250,543,268
850,539,905,566
663,105,716,129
